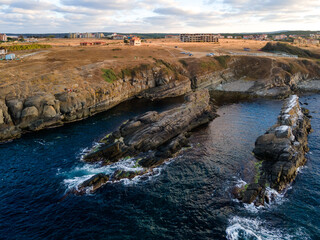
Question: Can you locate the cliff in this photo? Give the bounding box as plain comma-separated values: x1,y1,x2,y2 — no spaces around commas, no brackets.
235,95,312,205
0,56,319,142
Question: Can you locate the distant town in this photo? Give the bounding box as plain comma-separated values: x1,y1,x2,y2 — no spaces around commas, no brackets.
0,31,319,45
0,31,319,61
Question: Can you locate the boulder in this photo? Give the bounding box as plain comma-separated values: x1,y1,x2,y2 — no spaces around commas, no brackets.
21,106,39,121
6,99,23,122
43,105,57,118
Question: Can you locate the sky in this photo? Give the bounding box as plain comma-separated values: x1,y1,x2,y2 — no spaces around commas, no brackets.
0,0,319,34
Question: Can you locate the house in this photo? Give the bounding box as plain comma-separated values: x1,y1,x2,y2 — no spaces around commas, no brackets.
274,34,287,40
5,54,15,60
130,37,141,46
0,34,7,42
226,36,233,39
113,34,126,40
294,38,320,45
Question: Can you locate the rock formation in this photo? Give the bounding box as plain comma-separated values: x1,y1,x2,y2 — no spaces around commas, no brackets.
73,89,217,194
236,95,312,205
0,56,319,142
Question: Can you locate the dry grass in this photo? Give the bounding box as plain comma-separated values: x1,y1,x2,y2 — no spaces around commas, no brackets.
0,38,319,99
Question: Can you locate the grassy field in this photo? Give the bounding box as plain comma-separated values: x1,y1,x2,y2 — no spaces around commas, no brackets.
0,38,319,98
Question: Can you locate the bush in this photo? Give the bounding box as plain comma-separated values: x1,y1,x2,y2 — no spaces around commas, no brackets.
4,44,52,52
261,42,320,59
102,69,118,83
112,48,122,51
200,61,216,71
214,55,230,68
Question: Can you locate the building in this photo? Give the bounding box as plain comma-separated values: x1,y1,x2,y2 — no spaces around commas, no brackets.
310,34,320,39
180,34,219,42
294,38,320,45
130,37,141,46
113,34,126,40
273,34,288,40
226,36,233,39
243,35,254,40
0,34,7,42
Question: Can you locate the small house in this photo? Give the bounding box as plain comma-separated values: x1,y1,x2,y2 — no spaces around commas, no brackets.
5,54,16,60
130,37,141,46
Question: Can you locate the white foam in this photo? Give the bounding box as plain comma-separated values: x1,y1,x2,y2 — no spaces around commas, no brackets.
226,216,309,240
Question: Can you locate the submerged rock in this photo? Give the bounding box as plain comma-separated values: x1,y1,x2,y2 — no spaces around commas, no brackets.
238,95,311,205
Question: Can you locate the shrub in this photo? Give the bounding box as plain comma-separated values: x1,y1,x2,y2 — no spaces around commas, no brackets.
112,48,122,51
214,55,230,68
101,69,118,83
4,44,52,52
200,61,216,71
261,42,320,59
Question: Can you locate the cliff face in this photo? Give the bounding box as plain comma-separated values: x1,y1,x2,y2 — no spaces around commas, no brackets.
0,56,319,142
189,56,320,98
0,62,191,142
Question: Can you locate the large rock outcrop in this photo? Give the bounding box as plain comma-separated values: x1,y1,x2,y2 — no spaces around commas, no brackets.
236,95,312,205
73,89,217,194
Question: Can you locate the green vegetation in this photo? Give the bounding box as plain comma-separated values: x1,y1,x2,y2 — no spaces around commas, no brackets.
261,42,320,59
101,69,118,83
254,161,263,184
112,48,122,51
214,55,231,68
3,44,52,52
200,61,216,71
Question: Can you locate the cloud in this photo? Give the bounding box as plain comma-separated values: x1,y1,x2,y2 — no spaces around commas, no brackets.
0,0,319,33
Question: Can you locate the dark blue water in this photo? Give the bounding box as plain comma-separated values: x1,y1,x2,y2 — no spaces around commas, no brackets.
0,95,319,240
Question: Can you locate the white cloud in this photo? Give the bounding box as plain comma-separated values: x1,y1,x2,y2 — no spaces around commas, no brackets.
0,0,319,33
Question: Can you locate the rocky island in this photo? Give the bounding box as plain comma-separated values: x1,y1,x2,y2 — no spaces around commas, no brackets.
72,89,217,194
236,95,312,205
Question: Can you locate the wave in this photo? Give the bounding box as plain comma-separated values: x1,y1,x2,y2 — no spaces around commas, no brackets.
226,216,310,240
61,154,178,193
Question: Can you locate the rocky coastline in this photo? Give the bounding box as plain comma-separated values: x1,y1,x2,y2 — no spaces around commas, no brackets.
71,89,217,194
0,56,319,142
235,95,312,205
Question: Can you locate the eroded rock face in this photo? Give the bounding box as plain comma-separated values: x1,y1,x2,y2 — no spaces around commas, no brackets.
72,90,217,193
237,95,311,205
